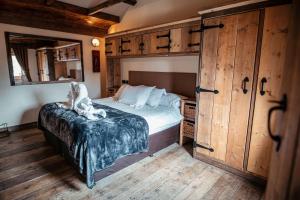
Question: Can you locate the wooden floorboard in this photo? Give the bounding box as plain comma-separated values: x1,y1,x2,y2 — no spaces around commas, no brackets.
0,128,264,200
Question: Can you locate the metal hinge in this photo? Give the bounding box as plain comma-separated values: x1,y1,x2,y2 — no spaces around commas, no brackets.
193,141,214,152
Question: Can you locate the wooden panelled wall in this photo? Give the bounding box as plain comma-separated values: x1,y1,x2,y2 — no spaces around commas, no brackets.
194,4,291,180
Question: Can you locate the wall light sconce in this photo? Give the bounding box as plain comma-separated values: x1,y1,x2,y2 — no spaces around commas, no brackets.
91,38,100,47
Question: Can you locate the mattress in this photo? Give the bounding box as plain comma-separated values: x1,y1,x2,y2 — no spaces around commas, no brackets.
94,97,183,135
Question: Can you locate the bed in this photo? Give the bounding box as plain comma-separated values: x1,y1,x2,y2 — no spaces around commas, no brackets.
39,71,196,188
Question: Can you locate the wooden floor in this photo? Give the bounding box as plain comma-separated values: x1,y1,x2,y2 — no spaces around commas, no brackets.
0,128,264,200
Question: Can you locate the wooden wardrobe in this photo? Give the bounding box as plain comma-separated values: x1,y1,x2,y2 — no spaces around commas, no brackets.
194,4,291,180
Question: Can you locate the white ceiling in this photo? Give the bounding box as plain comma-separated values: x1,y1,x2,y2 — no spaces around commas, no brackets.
58,0,132,17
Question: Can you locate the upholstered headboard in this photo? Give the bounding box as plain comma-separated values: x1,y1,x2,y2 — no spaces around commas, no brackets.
128,71,197,98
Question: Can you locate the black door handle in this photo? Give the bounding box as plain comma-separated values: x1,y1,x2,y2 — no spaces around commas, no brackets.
242,77,249,94
268,94,287,152
196,86,219,94
260,77,267,96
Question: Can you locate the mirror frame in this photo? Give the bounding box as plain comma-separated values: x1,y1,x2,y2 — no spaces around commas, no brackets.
5,32,85,86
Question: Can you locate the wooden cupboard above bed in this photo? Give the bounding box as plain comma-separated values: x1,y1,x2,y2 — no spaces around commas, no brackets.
194,4,291,182
104,20,201,58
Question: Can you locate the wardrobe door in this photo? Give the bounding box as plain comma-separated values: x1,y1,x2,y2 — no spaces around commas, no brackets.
149,30,171,54
195,10,259,168
247,5,291,178
119,35,142,56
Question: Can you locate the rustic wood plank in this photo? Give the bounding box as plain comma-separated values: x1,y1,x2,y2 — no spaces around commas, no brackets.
174,166,224,200
209,14,238,161
0,141,47,158
0,128,263,199
225,10,260,170
0,155,62,182
0,146,56,171
195,18,220,156
265,3,300,199
247,4,291,177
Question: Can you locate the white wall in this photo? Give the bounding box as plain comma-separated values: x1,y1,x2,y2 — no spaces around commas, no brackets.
0,23,105,127
121,56,199,80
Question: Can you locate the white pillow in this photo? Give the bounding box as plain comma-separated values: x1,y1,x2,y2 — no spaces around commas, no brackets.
119,85,155,109
146,88,167,107
113,84,128,101
159,93,181,108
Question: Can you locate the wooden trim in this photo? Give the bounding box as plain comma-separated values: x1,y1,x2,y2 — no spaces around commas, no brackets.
0,122,38,132
197,0,268,15
194,152,266,187
5,32,15,86
243,9,265,171
5,32,85,86
201,0,292,19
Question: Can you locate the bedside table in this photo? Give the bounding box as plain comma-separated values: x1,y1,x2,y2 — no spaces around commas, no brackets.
179,99,196,146
106,87,120,97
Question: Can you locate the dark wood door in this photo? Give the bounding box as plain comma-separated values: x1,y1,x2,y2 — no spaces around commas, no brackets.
265,2,300,199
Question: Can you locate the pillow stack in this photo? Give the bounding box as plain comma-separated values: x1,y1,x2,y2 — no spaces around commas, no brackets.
114,84,184,109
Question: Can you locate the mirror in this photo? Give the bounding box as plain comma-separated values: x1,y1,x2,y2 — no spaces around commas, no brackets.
5,32,84,85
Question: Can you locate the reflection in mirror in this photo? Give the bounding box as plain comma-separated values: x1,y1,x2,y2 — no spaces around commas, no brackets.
5,32,84,85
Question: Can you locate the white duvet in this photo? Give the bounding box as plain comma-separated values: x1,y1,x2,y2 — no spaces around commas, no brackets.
93,98,183,135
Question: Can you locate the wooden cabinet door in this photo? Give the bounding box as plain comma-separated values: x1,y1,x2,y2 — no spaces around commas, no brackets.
194,10,259,170
148,30,171,54
105,38,119,57
247,5,291,178
120,35,142,56
265,2,300,199
170,25,201,53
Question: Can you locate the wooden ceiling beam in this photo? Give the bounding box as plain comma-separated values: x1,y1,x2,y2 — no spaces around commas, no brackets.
45,0,56,5
89,0,137,15
0,0,118,37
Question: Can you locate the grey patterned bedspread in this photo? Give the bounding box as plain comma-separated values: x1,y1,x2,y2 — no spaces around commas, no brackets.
38,103,149,188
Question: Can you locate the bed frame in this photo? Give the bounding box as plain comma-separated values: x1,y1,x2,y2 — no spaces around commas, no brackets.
43,71,196,184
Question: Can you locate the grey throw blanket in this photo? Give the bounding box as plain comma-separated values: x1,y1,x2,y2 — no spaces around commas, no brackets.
38,103,149,188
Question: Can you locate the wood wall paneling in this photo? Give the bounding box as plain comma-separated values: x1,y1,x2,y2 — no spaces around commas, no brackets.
247,5,291,178
225,11,259,170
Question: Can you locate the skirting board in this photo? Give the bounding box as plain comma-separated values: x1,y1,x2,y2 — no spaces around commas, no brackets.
193,152,266,188
0,122,37,132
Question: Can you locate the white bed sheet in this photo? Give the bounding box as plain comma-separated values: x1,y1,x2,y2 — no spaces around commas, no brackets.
93,98,183,135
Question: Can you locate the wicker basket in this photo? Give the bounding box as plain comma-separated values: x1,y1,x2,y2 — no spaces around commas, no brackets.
184,103,196,119
183,120,194,138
